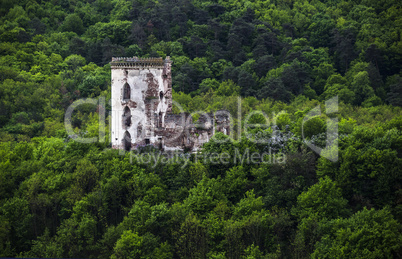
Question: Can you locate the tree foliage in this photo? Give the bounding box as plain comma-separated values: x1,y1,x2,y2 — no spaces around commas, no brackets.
0,0,401,258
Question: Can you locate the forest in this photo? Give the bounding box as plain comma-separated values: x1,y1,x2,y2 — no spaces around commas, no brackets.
0,0,401,258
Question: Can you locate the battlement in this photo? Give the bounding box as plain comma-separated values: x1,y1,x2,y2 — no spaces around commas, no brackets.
111,56,171,68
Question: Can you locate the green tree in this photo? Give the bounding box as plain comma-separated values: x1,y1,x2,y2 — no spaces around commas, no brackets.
312,208,402,258
111,230,143,259
61,14,84,35
70,159,99,199
351,71,376,106
302,116,326,139
174,213,208,259
216,80,240,96
64,54,86,71
293,176,350,221
0,197,33,254
387,75,402,106
308,13,335,48
183,175,226,216
259,77,291,103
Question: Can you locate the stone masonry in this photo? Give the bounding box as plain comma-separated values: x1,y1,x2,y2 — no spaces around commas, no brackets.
111,56,230,151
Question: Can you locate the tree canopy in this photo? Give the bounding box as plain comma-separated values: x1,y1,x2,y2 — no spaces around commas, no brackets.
0,0,401,258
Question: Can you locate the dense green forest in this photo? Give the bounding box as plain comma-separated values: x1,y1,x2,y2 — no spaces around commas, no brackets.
0,0,402,258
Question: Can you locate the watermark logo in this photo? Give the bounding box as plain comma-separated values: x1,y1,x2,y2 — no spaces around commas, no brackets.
127,147,286,169
64,95,339,165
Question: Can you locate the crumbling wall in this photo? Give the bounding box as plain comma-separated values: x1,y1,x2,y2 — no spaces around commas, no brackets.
162,57,172,113
111,58,168,149
163,113,189,150
111,56,230,151
215,111,231,136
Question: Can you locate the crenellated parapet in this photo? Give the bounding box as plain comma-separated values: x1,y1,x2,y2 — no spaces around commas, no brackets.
111,56,171,69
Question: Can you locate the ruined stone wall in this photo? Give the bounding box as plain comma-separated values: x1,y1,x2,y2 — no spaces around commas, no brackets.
111,57,172,150
215,110,231,136
111,56,230,151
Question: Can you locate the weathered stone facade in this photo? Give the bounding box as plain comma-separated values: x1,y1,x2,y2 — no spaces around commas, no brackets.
111,56,230,151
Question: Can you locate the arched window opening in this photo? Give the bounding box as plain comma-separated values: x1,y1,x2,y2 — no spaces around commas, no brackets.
123,131,131,151
123,106,131,127
160,91,164,100
123,83,131,100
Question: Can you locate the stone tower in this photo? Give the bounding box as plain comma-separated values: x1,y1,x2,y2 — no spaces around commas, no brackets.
111,56,231,151
111,57,172,150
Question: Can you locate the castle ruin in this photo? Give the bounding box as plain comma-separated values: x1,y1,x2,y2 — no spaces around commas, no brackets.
111,56,230,151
